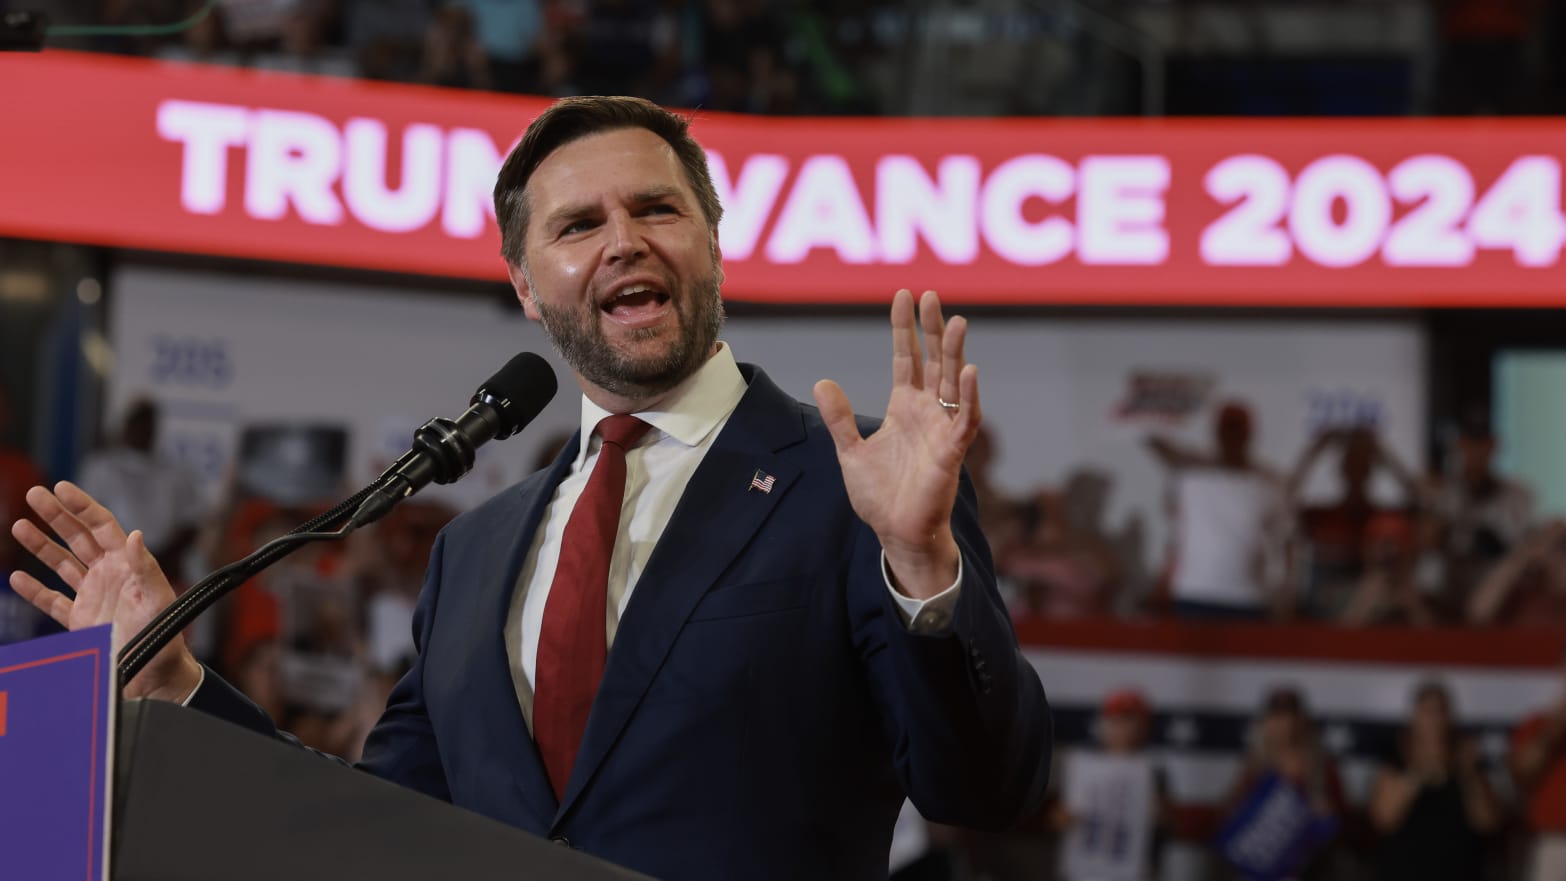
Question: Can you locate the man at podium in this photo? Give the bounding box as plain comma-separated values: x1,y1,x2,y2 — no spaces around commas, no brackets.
10,96,1053,881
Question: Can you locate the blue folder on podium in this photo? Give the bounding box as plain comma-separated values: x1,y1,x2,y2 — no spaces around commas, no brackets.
0,626,651,881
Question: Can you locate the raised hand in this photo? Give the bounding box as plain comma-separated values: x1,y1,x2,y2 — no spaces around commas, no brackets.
813,289,981,599
9,482,202,701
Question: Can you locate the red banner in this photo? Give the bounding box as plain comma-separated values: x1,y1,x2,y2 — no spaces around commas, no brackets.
5,51,1566,306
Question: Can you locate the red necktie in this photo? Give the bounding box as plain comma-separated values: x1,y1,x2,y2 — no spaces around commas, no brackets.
534,414,652,801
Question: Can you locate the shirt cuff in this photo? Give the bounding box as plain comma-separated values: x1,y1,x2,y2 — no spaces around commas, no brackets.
178,665,207,707
882,552,963,633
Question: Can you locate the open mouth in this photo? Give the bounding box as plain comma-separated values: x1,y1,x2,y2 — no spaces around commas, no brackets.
601,282,672,327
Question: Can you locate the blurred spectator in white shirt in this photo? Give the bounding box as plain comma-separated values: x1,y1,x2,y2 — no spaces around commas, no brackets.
76,398,206,580
1439,407,1535,600
1147,400,1292,620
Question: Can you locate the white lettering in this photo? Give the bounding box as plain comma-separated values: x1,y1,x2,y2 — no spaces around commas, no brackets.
707,152,788,261
1383,155,1474,267
157,100,250,215
978,154,1074,266
765,155,877,264
443,128,504,239
876,155,980,264
342,118,443,233
1290,155,1390,268
1468,156,1566,267
1201,155,1292,266
244,109,344,224
1078,156,1169,264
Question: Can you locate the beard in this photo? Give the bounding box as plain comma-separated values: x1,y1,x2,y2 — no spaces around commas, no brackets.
527,258,725,402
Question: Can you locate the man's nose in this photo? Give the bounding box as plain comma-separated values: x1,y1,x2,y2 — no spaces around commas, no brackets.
603,211,647,264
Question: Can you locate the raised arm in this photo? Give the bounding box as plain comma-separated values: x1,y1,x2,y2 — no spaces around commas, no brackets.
9,481,202,702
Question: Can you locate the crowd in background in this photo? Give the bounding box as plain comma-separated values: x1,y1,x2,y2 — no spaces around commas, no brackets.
909,671,1566,881
982,399,1560,631
34,0,901,114
10,0,1565,116
6,387,1566,878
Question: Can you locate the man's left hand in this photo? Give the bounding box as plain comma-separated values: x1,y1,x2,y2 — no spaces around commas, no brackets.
814,289,981,600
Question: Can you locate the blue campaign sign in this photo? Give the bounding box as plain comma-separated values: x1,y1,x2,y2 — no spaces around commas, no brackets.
1215,771,1338,881
0,625,114,881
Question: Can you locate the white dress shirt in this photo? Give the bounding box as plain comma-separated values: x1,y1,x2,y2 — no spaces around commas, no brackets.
504,343,960,730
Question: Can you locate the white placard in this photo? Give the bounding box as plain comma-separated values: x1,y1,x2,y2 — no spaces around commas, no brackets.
1060,751,1157,881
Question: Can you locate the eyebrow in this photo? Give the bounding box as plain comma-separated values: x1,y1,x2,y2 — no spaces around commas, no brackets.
543,186,689,230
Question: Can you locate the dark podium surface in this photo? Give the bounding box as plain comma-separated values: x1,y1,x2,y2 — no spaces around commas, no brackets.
112,700,656,881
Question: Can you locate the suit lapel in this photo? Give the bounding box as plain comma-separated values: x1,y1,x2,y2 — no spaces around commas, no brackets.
471,432,580,826
554,368,808,824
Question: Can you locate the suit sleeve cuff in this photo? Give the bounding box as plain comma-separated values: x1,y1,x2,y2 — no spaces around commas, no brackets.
179,664,207,707
882,551,963,633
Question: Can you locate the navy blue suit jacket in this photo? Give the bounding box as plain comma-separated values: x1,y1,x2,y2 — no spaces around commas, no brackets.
194,364,1052,880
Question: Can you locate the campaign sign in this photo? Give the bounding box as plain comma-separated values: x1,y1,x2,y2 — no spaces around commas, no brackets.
0,625,115,881
1216,772,1337,881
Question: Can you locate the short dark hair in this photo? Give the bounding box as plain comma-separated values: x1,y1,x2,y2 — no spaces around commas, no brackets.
492,96,724,266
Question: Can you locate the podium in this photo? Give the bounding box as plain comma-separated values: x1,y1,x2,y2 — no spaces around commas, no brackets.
112,700,655,881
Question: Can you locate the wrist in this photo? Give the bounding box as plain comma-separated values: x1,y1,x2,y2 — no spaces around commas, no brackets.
882,532,961,600
136,649,204,704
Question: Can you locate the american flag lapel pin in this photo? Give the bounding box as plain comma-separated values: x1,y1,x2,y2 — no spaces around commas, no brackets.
749,469,776,494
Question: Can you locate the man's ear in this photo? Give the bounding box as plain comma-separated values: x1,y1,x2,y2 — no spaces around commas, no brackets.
507,261,542,321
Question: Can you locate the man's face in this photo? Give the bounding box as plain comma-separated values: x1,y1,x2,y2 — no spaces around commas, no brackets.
1215,408,1252,460
1101,712,1145,753
509,127,724,403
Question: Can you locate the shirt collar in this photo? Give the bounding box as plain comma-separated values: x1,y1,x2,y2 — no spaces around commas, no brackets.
574,342,747,468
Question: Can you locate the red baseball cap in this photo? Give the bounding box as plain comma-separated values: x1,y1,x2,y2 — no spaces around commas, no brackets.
1102,689,1150,718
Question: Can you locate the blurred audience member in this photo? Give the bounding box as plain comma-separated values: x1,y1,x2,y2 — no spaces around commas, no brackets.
701,0,797,113
553,0,680,100
1286,427,1429,619
1468,519,1566,627
1439,407,1535,598
1220,686,1347,881
459,0,546,92
1339,511,1441,627
0,385,48,644
1435,0,1541,115
1512,654,1566,881
341,0,430,82
215,0,294,49
1147,400,1291,620
1063,467,1145,606
231,637,286,721
1004,487,1119,622
1052,689,1172,881
253,4,356,77
344,499,457,676
964,423,1027,566
418,3,492,90
76,398,206,580
97,0,188,55
1369,681,1500,881
153,0,241,66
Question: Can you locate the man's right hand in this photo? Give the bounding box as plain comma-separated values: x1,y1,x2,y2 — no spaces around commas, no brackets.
8,481,202,702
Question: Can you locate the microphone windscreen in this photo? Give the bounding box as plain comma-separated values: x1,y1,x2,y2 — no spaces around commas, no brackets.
474,351,557,438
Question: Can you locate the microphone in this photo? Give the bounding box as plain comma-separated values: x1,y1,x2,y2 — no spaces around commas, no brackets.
349,351,557,528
